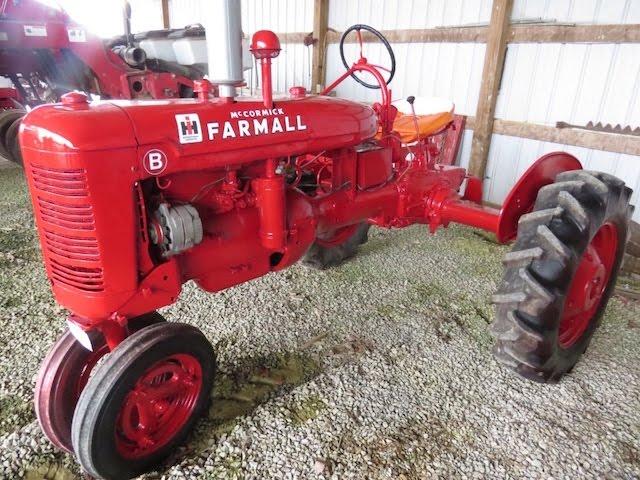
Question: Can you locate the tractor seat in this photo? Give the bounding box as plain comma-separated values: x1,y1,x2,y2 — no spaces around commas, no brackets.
390,97,455,144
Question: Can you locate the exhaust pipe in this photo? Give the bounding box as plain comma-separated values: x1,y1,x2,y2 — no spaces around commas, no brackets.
202,0,244,99
112,45,147,67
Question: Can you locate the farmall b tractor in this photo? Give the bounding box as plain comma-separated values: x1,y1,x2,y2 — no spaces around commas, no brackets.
17,1,633,478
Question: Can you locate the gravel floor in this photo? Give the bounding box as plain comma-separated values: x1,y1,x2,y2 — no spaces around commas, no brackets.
0,165,639,480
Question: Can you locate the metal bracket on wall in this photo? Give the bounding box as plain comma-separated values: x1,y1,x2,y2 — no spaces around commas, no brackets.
556,121,640,137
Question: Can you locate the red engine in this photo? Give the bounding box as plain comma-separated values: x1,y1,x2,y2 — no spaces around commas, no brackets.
20,87,388,321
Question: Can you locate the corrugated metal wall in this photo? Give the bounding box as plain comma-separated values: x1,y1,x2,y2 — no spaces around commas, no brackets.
326,0,490,112
487,1,640,222
162,0,640,221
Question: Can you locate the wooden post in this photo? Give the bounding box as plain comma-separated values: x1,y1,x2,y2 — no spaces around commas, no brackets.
468,0,514,179
311,0,329,93
161,0,170,29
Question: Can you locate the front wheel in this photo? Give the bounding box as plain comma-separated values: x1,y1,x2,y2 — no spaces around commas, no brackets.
492,170,633,383
35,312,166,453
71,322,216,480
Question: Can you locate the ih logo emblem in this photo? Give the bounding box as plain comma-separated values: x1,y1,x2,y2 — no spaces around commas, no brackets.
175,113,203,144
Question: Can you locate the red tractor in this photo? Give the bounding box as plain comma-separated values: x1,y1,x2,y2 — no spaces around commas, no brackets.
0,0,206,164
18,2,633,478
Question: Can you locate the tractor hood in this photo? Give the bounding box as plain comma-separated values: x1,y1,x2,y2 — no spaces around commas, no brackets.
21,92,378,177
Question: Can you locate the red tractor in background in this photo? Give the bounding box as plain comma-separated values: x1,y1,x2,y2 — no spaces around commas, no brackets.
17,0,634,478
0,0,210,164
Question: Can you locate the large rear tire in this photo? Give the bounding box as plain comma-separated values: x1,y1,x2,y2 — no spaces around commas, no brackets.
492,170,633,383
71,322,216,480
303,223,370,270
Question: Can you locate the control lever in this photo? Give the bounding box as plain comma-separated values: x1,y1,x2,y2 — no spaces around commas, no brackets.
407,96,421,142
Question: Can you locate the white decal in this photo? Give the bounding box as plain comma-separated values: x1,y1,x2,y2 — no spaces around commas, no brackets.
208,122,219,140
238,120,250,137
206,115,307,141
24,25,47,37
271,118,284,133
230,107,285,119
222,122,236,139
67,28,87,43
254,118,268,135
0,32,8,41
143,149,168,175
186,108,307,144
175,113,203,144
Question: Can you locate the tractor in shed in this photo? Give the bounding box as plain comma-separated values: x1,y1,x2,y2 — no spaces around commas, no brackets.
16,1,633,478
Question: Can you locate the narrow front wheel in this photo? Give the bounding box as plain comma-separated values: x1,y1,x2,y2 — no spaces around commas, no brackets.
35,312,166,454
71,322,216,479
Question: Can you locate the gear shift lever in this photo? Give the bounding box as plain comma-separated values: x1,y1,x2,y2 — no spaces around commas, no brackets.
407,96,421,141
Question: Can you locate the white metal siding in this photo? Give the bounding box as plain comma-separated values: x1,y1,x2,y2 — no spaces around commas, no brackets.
487,0,640,221
326,0,491,113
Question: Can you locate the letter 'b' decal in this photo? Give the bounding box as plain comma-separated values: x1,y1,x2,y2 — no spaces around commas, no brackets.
143,149,168,175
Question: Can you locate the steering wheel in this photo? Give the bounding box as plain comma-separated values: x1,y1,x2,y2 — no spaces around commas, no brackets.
339,24,396,89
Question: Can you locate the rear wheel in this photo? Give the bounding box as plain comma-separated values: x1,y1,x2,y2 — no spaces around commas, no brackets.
492,170,633,383
72,322,216,480
303,223,370,269
35,312,165,453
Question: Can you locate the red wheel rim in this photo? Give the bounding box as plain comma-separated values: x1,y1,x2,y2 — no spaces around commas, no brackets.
35,332,109,454
559,223,618,348
316,224,358,248
76,345,110,396
115,354,203,459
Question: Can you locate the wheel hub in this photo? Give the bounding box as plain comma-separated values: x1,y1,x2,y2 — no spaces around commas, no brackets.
559,223,618,348
116,353,203,459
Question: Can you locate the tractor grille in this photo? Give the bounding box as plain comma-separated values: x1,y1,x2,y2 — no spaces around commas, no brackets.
31,165,104,292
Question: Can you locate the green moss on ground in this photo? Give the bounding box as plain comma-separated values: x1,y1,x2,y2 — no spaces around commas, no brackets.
25,463,75,480
289,394,326,425
0,395,36,436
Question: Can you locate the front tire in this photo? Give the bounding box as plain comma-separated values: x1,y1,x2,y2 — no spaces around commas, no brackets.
35,312,166,453
71,322,216,479
492,170,633,383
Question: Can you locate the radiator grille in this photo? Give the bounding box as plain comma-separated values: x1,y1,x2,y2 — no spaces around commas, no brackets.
31,165,89,197
31,165,104,292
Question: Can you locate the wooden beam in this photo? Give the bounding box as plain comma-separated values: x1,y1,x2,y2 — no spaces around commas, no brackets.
161,0,170,29
468,0,514,178
326,26,487,44
311,0,330,93
493,119,640,156
464,116,640,156
277,32,311,44
324,23,640,45
509,23,640,43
